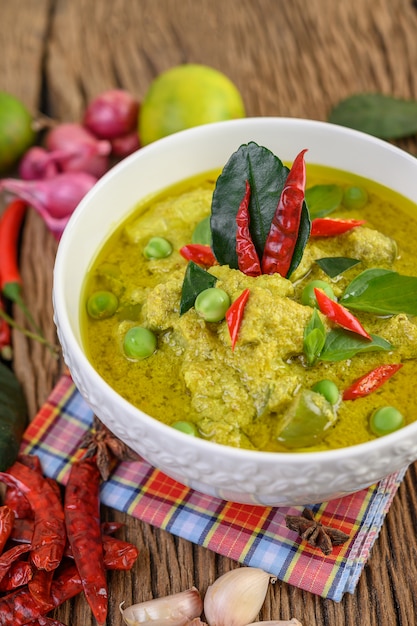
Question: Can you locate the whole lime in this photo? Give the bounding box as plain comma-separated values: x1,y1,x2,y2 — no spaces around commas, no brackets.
0,92,36,173
139,64,245,146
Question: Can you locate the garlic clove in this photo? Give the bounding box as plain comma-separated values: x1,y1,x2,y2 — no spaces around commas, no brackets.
247,617,303,626
203,567,275,626
120,587,203,626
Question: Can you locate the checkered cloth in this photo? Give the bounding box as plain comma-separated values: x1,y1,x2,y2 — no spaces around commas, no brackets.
20,372,406,601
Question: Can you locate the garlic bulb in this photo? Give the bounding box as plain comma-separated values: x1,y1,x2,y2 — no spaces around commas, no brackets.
203,567,274,626
120,587,203,626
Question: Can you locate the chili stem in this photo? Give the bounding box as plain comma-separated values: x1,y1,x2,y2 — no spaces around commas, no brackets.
0,306,58,357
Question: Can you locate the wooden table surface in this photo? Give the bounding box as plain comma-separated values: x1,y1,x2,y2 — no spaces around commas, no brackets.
2,0,417,624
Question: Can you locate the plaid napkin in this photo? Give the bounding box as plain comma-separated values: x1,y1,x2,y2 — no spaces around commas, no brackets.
20,372,407,602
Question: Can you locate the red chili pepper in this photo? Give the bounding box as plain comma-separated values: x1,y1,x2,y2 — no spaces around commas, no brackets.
0,199,49,341
262,149,308,276
0,297,12,361
0,544,31,584
0,461,66,571
226,288,250,350
314,288,371,340
28,569,54,610
0,581,54,625
10,517,34,543
3,484,34,520
64,457,107,626
100,520,125,535
343,363,403,400
180,243,216,267
0,506,15,554
0,559,33,592
0,199,27,295
101,535,139,570
235,180,262,276
25,618,67,626
310,218,366,237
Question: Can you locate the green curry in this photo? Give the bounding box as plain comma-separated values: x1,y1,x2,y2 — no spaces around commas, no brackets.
82,153,417,453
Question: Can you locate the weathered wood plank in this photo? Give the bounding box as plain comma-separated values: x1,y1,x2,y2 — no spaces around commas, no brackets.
2,0,417,624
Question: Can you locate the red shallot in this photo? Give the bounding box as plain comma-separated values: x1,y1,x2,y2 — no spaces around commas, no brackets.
45,122,111,177
0,172,97,239
110,130,141,157
18,146,59,181
83,89,139,139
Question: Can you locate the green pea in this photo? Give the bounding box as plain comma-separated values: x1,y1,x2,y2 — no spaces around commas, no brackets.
192,216,212,246
172,421,199,436
143,236,173,259
87,290,119,319
311,379,339,405
301,280,336,308
370,406,405,436
123,326,157,360
194,288,231,322
342,186,368,210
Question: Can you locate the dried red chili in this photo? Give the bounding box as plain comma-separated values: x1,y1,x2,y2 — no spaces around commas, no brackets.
0,544,31,583
3,484,33,520
235,180,261,276
0,505,15,554
343,363,403,401
28,568,54,610
0,559,33,592
310,218,366,237
261,148,307,276
226,288,250,350
179,243,216,267
0,461,66,571
314,288,371,340
26,618,67,626
64,457,108,626
101,535,139,570
10,517,34,543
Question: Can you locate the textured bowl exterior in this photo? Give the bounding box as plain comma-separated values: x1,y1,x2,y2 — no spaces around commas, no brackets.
53,118,417,506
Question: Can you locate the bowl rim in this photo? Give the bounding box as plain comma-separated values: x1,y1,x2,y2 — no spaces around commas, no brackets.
54,116,417,464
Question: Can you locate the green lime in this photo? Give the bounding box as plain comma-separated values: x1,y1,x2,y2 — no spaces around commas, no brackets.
139,64,245,146
0,92,36,173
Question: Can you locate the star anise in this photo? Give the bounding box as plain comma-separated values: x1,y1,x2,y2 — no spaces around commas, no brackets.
285,507,350,555
79,415,141,481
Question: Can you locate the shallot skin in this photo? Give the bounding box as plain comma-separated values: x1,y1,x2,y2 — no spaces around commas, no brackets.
0,171,97,239
83,89,140,139
45,122,111,177
18,146,59,180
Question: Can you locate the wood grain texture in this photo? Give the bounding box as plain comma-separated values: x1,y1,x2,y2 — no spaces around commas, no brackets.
2,0,417,624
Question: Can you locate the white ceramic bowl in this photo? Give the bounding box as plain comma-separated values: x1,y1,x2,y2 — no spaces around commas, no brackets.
53,117,417,506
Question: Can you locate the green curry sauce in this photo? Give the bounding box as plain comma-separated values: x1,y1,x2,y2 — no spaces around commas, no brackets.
82,163,417,453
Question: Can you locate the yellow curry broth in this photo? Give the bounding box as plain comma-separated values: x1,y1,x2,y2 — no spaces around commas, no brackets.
82,165,417,452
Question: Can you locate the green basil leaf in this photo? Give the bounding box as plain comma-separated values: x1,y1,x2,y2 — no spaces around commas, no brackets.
305,184,343,218
328,93,417,140
340,269,417,315
286,200,311,279
192,216,212,246
180,262,217,315
211,142,289,268
319,328,393,362
315,257,361,278
303,310,326,366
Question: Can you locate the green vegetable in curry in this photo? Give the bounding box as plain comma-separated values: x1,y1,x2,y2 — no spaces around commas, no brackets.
82,144,417,453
